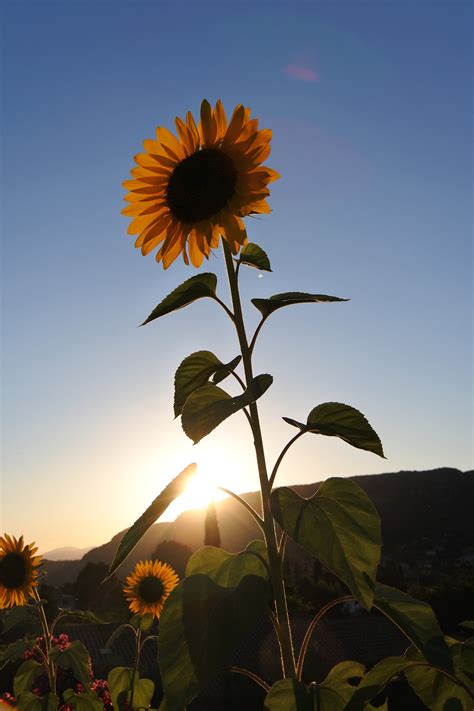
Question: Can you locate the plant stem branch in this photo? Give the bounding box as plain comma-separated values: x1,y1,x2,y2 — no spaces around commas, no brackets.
129,628,141,710
229,667,270,692
269,431,305,490
249,316,267,355
33,588,56,695
213,296,235,322
216,486,265,531
296,596,353,679
222,239,296,679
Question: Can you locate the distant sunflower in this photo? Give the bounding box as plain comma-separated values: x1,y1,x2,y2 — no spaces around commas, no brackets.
124,560,179,619
0,535,42,608
122,99,279,269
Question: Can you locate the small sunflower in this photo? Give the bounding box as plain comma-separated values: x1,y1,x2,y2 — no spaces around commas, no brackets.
0,535,42,608
122,99,280,269
124,560,179,619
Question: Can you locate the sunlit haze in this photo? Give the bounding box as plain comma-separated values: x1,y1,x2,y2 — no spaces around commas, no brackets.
1,1,472,554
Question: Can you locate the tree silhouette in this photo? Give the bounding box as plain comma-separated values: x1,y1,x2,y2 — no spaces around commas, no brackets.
152,540,192,578
204,501,221,548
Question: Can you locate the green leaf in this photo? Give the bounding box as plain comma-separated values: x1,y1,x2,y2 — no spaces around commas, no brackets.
130,677,155,709
346,656,413,709
142,273,218,325
107,463,196,578
185,540,269,587
404,637,474,710
159,574,269,708
0,637,35,669
108,667,132,708
17,692,60,711
182,374,272,444
460,621,474,630
55,608,105,625
50,640,91,687
284,402,385,458
211,355,242,385
271,479,381,610
264,663,366,711
238,243,272,271
62,689,104,711
264,678,312,711
174,350,233,417
374,583,452,670
13,659,43,696
252,292,348,318
130,612,154,633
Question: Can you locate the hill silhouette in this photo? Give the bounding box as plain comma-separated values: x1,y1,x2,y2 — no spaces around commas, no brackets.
43,467,473,587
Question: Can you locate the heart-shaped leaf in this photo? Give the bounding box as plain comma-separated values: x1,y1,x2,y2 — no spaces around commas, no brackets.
374,583,452,671
50,640,91,687
0,637,35,668
63,689,104,711
404,638,474,711
181,374,272,444
13,660,42,697
174,351,240,417
271,479,381,609
108,667,132,708
252,292,348,318
283,402,385,458
185,540,269,587
17,692,60,711
238,243,272,271
107,463,196,579
159,574,269,708
142,273,217,325
264,662,366,710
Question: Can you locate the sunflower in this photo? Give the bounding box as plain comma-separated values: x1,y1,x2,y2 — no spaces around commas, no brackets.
122,99,279,269
124,560,179,619
0,535,42,608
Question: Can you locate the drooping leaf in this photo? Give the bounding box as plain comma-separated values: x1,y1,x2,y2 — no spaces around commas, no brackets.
62,689,104,711
13,659,43,696
55,609,106,625
238,243,272,272
50,640,91,687
284,402,385,458
374,583,452,670
264,678,312,711
212,355,242,385
142,273,218,325
0,637,35,669
346,656,415,710
271,479,381,610
1,602,43,634
17,692,60,711
185,541,269,587
404,637,474,710
252,292,348,318
159,574,268,708
181,374,273,444
174,351,237,417
107,463,196,578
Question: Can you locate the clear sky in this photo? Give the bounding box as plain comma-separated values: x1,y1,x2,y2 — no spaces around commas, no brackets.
1,1,472,554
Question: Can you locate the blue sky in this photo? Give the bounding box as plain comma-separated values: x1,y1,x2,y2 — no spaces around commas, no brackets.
1,1,472,553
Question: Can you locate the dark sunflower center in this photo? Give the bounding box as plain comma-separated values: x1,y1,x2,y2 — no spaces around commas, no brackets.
0,553,27,589
139,576,165,604
167,148,237,223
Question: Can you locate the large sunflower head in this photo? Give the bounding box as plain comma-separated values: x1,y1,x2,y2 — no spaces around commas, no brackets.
122,99,280,269
0,535,42,608
123,560,179,619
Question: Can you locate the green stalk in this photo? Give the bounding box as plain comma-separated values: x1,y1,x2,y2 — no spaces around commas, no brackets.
33,588,56,695
222,240,296,679
128,628,142,710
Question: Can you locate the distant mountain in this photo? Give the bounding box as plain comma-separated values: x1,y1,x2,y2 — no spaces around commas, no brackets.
42,468,473,587
42,546,93,561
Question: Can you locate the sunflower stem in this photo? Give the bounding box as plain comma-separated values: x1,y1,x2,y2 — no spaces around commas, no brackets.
33,588,56,695
221,239,296,680
129,627,141,710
